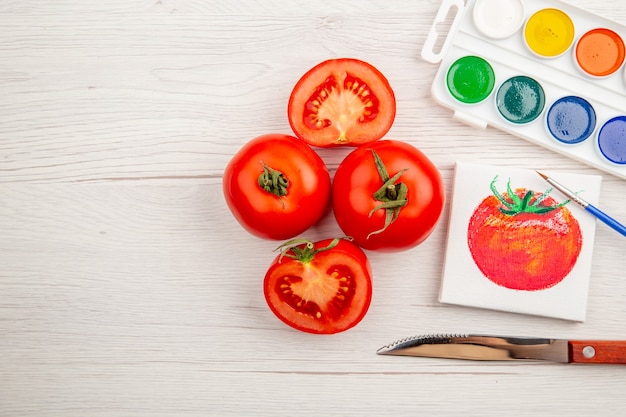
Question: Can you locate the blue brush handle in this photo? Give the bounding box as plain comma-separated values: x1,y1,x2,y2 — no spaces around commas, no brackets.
586,204,626,237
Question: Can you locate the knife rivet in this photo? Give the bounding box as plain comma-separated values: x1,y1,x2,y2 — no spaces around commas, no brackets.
582,346,596,359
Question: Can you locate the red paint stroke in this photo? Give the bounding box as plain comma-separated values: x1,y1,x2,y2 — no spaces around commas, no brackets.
467,178,582,291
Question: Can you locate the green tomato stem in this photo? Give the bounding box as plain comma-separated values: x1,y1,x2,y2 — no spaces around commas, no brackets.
258,161,289,206
367,149,409,239
490,176,570,216
276,238,342,264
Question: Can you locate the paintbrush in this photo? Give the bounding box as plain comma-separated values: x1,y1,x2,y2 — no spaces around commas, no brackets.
536,171,626,237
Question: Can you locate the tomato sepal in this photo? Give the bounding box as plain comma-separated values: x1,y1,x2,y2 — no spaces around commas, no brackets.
367,149,409,238
258,161,289,202
275,237,342,264
490,176,570,216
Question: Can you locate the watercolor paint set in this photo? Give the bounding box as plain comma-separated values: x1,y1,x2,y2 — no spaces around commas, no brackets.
422,0,626,179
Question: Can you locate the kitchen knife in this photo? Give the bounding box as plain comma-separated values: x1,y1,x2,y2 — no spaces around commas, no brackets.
377,334,626,364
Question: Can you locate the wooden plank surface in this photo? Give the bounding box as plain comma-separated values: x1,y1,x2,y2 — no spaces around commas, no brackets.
2,1,626,416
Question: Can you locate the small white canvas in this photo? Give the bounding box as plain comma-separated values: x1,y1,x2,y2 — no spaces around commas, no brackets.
439,162,602,321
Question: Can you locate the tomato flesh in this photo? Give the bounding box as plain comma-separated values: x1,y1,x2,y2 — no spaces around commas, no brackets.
303,72,380,131
288,58,395,147
264,239,372,334
277,264,355,321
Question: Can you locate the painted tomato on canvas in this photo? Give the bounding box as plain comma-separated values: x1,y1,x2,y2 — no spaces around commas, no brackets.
287,58,396,147
264,238,373,334
223,134,331,240
332,140,445,252
467,177,582,291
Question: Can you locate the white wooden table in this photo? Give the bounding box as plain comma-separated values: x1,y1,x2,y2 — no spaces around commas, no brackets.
2,1,625,415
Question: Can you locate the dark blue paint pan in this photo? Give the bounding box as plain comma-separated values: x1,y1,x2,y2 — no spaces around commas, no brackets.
546,96,597,144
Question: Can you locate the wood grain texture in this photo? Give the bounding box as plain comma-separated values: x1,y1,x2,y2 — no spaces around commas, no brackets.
1,0,626,416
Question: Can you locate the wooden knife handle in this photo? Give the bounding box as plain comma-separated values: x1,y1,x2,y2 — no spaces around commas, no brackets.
568,340,626,364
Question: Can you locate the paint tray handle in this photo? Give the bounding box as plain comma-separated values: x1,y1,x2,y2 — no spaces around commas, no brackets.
421,0,466,64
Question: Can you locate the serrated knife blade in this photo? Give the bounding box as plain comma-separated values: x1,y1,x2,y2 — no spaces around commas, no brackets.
377,334,626,364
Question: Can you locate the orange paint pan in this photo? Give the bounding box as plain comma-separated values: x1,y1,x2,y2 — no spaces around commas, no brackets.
575,28,626,77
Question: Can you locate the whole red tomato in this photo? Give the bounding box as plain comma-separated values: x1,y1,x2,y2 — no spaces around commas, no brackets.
264,238,373,334
467,177,583,291
332,140,445,252
287,58,396,147
223,134,331,240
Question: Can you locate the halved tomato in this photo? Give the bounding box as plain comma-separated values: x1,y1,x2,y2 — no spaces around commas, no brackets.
287,58,396,147
263,238,373,334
